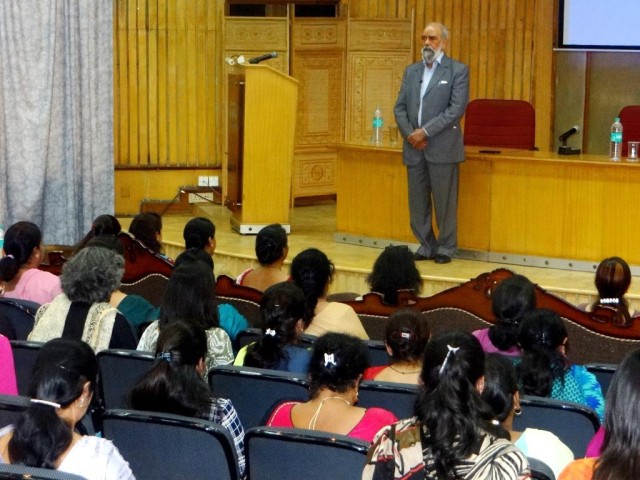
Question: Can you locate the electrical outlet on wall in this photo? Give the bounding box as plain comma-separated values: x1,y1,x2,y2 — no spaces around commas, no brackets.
188,192,214,203
209,176,219,187
198,176,208,187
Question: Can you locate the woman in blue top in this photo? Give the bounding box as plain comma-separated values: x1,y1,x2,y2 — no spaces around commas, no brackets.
235,282,311,374
516,308,605,421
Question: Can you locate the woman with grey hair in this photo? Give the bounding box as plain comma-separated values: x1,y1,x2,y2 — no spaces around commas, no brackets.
28,247,138,351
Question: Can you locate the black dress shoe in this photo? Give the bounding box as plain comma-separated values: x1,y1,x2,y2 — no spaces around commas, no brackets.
413,252,434,261
434,254,451,264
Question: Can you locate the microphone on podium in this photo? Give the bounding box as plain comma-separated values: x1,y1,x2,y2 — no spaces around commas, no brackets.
248,52,278,64
558,125,582,155
558,125,580,141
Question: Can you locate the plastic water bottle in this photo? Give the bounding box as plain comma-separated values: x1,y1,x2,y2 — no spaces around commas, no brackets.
0,224,4,253
371,106,383,146
609,117,623,161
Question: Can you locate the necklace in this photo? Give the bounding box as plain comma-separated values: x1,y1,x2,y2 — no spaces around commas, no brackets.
308,395,351,430
389,364,421,375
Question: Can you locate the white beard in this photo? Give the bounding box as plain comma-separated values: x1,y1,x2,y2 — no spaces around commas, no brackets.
422,46,441,64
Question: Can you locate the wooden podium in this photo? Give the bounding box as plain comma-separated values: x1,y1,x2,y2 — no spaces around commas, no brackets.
227,64,298,234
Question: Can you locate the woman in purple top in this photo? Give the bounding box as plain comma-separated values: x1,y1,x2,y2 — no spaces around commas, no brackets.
472,274,536,357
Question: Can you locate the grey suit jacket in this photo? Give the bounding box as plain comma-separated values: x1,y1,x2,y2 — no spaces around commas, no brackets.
394,55,469,166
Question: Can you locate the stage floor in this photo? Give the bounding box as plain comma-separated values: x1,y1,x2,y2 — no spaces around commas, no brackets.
119,203,640,309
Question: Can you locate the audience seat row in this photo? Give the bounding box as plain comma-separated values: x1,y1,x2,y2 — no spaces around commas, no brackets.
0,395,557,480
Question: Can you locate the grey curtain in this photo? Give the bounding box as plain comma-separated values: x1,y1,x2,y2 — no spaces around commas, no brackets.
0,0,113,245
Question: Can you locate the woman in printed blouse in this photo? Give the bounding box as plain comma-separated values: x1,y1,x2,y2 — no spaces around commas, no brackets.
363,330,529,480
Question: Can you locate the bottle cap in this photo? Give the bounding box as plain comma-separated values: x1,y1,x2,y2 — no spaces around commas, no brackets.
615,117,620,121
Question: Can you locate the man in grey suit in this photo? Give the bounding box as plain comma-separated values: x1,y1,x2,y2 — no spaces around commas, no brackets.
394,22,469,264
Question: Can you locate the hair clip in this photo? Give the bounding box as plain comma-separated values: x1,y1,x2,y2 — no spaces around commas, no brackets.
601,297,620,305
31,399,61,409
156,352,173,363
57,363,81,378
5,254,14,259
438,344,460,376
324,353,336,367
491,419,500,426
401,332,412,339
265,328,276,337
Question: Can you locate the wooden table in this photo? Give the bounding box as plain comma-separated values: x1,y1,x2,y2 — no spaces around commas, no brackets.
335,144,640,265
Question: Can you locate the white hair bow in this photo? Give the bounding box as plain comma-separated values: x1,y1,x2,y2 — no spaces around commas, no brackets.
324,353,336,367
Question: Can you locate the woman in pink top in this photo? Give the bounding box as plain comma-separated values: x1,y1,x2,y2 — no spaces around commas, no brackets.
0,222,62,305
472,274,536,357
0,335,17,395
266,332,397,442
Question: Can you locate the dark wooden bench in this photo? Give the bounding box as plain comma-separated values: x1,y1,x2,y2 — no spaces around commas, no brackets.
341,269,640,364
39,232,174,307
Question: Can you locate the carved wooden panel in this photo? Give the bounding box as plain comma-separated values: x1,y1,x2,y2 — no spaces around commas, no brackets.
292,19,346,50
292,53,344,145
345,52,410,144
348,19,413,51
224,18,288,51
292,148,336,198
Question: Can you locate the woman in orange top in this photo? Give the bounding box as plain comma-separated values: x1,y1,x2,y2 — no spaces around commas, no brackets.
559,348,640,480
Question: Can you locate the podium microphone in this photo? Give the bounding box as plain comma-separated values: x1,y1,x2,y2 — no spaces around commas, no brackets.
557,125,582,155
558,125,580,141
248,52,278,64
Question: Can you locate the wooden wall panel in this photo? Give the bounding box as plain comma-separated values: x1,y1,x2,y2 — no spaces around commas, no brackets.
345,19,412,144
292,20,346,145
114,0,220,168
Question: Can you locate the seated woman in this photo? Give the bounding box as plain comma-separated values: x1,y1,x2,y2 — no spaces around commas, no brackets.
28,246,138,351
236,223,289,292
137,250,235,371
74,214,121,253
153,248,248,343
183,217,216,255
517,308,605,421
363,331,530,480
366,246,422,305
0,334,17,395
235,282,311,374
559,348,640,480
291,248,368,340
128,212,164,256
482,353,573,478
0,221,62,304
129,321,245,478
472,274,536,357
266,332,397,442
579,256,636,326
0,338,134,479
83,235,157,336
363,310,430,384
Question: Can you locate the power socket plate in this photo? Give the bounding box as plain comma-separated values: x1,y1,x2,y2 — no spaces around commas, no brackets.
188,192,214,203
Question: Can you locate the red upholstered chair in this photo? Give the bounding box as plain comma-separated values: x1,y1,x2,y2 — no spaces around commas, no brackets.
619,105,640,157
464,99,536,150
